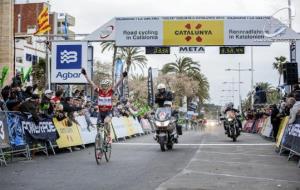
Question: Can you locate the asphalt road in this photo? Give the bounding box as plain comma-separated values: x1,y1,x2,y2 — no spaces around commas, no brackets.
1,124,299,190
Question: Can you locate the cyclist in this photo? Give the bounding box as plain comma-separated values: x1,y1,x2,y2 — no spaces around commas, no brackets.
81,68,127,143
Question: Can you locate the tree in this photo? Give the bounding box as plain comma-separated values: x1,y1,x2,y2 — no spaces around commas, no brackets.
129,74,147,104
32,58,46,90
117,47,147,74
100,41,119,85
161,56,200,75
273,56,287,86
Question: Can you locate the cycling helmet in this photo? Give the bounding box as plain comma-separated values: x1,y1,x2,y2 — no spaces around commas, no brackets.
100,79,112,89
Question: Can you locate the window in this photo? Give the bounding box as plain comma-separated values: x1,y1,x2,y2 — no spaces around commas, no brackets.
32,55,38,65
16,57,23,63
26,53,32,62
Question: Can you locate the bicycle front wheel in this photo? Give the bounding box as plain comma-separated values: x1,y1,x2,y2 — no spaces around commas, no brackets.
94,133,103,165
104,133,111,162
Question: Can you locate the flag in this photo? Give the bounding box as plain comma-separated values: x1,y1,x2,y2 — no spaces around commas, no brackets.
35,6,51,35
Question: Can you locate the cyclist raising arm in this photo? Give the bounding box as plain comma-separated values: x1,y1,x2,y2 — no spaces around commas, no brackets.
81,68,127,142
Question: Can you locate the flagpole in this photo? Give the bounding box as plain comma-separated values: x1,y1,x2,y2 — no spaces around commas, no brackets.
46,1,51,90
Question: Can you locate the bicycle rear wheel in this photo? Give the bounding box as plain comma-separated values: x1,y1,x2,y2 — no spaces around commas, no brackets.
104,132,111,162
94,133,103,165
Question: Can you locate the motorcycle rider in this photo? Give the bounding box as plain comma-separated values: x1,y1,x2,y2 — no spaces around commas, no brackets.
223,102,242,135
155,83,173,107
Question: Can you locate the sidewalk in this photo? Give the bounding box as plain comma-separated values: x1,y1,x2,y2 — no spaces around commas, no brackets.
156,126,300,190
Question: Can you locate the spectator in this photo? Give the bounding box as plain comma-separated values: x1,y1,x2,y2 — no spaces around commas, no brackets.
6,88,23,111
19,94,41,123
51,89,64,103
270,104,280,141
40,89,54,118
62,97,82,125
288,95,300,124
11,71,23,88
23,86,34,100
73,89,80,98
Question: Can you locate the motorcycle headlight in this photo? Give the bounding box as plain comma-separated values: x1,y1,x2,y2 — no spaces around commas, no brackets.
228,118,233,122
155,120,170,127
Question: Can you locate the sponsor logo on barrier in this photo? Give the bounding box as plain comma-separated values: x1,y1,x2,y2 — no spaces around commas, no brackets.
22,121,56,134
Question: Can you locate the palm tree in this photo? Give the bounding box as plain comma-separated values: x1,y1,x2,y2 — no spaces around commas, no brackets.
273,56,287,86
191,72,210,103
100,41,120,85
117,47,148,74
161,56,200,75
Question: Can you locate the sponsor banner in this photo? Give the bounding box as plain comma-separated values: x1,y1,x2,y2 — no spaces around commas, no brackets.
140,119,152,131
260,117,273,137
123,117,138,136
84,18,115,41
114,59,124,97
75,115,97,144
148,67,154,107
179,46,205,53
276,116,289,148
114,16,299,46
22,118,58,142
6,113,26,147
0,112,10,146
131,117,144,134
111,117,128,139
51,41,88,83
163,20,224,46
53,118,83,148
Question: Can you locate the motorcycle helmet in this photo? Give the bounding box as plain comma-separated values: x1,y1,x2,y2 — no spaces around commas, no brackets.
163,101,172,107
157,83,166,93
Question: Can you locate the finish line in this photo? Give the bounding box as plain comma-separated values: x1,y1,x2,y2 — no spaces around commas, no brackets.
114,142,275,146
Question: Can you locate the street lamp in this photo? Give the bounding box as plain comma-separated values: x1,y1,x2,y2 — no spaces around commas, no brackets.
225,63,253,112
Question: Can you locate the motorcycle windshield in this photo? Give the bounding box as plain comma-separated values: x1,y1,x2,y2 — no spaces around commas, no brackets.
155,107,172,121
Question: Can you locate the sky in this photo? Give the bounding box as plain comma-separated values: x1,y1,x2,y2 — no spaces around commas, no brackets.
17,0,300,106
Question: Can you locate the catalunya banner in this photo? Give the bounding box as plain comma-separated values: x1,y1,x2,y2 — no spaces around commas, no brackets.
113,16,299,46
53,118,83,148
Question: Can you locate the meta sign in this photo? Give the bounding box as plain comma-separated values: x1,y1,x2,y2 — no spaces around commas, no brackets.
51,41,88,83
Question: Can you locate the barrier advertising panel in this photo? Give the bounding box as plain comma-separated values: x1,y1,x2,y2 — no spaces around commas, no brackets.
0,112,10,146
53,118,83,148
276,116,289,148
75,116,97,144
6,113,26,147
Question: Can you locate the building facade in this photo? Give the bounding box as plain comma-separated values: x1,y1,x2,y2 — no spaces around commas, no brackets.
0,0,14,87
14,1,75,78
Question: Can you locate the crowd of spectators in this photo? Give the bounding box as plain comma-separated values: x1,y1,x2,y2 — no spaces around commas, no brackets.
0,72,143,128
244,85,300,141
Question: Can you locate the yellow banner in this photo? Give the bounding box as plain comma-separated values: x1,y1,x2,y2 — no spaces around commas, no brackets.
53,118,83,148
276,116,289,148
123,117,138,136
163,20,224,46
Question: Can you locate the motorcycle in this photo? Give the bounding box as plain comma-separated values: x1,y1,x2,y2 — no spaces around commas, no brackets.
221,110,241,142
154,107,178,151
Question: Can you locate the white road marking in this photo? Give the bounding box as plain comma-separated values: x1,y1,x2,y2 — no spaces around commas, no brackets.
114,142,275,146
183,169,300,184
197,150,279,157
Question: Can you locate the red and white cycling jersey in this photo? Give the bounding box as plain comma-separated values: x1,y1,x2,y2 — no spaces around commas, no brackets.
98,88,113,111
